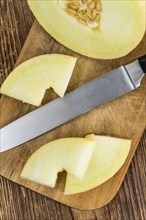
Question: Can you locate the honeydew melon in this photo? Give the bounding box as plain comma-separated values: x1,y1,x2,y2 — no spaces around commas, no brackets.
0,54,77,106
20,138,96,187
65,134,131,194
28,0,145,59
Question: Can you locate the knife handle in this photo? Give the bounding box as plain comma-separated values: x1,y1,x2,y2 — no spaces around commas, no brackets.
138,55,146,74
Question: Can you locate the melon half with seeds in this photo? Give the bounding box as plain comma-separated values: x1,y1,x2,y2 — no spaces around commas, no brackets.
28,0,145,59
0,54,77,106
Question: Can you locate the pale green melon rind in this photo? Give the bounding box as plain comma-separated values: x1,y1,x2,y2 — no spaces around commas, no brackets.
65,135,131,194
28,0,146,59
0,54,77,106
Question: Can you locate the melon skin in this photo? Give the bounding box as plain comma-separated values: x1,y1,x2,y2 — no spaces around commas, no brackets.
28,0,145,59
65,135,131,195
20,138,96,187
0,54,77,106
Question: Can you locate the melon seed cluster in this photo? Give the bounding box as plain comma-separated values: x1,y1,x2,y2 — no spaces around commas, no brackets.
58,0,102,29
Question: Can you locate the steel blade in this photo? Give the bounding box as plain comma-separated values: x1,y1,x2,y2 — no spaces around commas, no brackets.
0,62,144,152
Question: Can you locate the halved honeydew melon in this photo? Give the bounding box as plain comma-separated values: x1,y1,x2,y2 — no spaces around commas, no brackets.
28,0,145,59
20,138,96,187
65,134,131,194
0,54,77,106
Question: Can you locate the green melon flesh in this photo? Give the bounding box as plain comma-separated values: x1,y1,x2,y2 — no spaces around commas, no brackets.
28,0,145,59
20,138,96,187
0,54,77,106
65,135,131,194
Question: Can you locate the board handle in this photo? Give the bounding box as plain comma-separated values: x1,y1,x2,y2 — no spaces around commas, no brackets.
138,55,146,74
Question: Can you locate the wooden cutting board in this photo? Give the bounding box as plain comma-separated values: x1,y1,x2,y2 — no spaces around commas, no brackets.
0,20,146,210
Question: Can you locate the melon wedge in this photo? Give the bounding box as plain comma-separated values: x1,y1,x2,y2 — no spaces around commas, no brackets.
0,54,77,106
20,138,96,187
28,0,145,59
65,135,131,194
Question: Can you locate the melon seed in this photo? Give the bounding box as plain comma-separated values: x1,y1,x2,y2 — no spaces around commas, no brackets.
65,7,77,16
68,3,78,10
77,18,87,26
88,0,96,10
96,0,102,11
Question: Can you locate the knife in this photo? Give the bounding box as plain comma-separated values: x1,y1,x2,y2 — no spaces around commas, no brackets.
1,55,146,152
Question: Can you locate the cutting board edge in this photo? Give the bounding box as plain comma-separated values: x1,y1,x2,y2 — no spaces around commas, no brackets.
1,119,145,210
1,19,146,210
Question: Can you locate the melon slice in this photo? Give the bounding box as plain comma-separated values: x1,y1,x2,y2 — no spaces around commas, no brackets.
0,54,77,106
65,134,131,194
28,0,145,59
20,138,96,187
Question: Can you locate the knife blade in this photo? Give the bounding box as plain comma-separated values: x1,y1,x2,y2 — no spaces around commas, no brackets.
1,55,146,152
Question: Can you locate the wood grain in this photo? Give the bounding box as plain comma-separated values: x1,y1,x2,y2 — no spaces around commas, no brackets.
1,132,145,220
0,0,146,218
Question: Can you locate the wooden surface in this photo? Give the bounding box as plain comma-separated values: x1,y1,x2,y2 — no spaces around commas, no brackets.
0,0,146,218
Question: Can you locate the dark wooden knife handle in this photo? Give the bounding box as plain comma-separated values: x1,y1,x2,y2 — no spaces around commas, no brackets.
138,55,146,74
